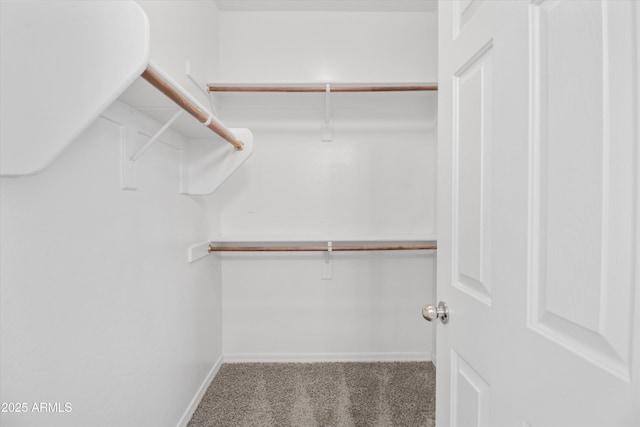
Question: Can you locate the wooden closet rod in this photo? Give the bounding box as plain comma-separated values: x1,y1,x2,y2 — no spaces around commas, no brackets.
141,64,244,151
207,84,438,93
208,243,437,252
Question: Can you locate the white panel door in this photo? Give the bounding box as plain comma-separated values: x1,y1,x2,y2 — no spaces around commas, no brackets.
436,1,640,426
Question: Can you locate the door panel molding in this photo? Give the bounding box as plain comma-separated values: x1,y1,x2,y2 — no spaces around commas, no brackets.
452,40,494,306
527,0,636,381
451,348,490,427
453,0,487,40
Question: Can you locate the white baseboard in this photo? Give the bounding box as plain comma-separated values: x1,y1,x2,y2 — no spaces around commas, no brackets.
223,352,431,363
176,354,223,427
431,351,437,367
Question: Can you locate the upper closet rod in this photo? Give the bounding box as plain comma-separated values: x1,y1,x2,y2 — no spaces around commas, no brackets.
142,63,244,150
207,84,438,93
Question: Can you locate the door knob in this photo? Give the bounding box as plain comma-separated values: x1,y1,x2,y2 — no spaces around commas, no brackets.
422,301,449,324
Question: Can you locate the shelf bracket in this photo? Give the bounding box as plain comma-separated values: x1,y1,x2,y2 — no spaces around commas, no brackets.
130,109,183,162
322,84,333,141
185,60,218,117
120,107,138,191
120,107,182,191
321,241,333,280
188,241,212,263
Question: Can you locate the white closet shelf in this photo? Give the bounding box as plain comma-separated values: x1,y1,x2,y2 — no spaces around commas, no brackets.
189,235,436,262
207,82,438,92
205,238,436,257
208,81,438,137
208,243,436,254
209,233,437,243
1,0,253,194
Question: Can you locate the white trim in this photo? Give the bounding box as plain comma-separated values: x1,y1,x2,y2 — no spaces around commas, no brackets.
223,352,431,363
188,241,212,263
176,354,224,427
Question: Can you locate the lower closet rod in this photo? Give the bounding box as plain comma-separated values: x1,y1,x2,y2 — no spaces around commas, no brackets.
208,244,436,252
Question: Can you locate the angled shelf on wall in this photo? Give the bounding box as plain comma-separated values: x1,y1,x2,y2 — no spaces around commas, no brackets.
0,0,252,195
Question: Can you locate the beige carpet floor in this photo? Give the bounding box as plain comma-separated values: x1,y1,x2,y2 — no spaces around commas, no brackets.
188,361,436,427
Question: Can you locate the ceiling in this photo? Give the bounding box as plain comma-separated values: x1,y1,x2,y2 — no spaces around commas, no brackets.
215,0,438,12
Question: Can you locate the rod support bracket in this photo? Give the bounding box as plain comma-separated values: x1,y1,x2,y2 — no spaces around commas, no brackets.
322,84,333,141
201,113,214,127
322,240,333,280
189,241,213,262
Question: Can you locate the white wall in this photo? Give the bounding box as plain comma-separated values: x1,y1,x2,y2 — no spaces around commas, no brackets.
217,116,438,361
218,10,437,82
214,9,438,360
0,2,225,426
221,251,436,361
0,106,222,427
0,4,438,426
137,0,220,96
